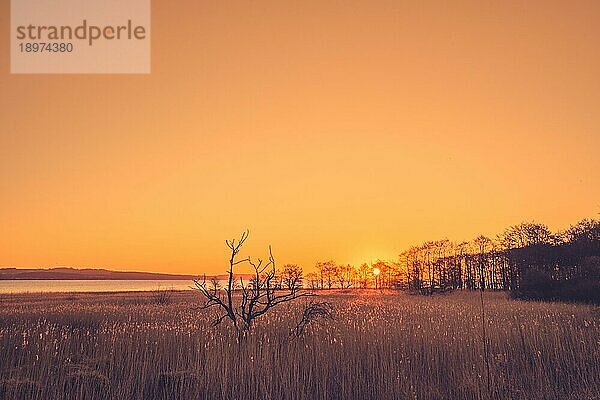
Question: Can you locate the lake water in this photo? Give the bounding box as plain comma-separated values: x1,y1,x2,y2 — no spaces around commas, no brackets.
0,280,197,293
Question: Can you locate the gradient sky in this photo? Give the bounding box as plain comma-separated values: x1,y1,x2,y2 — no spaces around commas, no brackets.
1,0,599,275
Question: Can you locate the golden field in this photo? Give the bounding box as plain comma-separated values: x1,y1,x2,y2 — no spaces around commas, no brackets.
0,290,598,400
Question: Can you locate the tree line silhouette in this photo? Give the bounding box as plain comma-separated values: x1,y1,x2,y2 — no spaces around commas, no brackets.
303,218,599,304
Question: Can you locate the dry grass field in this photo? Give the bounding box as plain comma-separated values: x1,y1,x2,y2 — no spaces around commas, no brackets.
0,290,598,400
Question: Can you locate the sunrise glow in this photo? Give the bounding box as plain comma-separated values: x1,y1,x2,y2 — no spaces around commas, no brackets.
2,1,599,275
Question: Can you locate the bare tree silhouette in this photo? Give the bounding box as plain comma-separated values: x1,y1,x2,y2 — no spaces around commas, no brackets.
194,231,313,331
281,264,303,291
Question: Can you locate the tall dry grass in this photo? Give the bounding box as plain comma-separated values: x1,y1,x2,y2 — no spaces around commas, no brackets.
0,290,598,400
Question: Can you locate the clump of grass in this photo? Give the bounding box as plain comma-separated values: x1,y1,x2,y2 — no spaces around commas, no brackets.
150,287,174,305
293,301,334,336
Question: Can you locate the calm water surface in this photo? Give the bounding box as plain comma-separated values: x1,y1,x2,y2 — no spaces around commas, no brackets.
0,280,196,293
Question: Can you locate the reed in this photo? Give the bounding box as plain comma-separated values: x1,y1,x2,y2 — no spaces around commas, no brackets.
0,290,598,400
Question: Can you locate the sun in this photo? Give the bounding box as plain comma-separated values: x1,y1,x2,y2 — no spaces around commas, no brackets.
372,267,381,276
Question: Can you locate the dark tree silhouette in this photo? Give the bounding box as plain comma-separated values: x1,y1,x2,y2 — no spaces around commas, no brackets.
281,264,304,291
398,218,600,304
194,231,313,330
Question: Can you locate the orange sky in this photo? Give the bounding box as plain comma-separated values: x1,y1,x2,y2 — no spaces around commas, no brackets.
1,0,599,275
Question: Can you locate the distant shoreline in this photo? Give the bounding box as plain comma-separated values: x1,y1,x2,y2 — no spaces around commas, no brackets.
0,267,200,281
0,268,255,287
0,278,195,281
